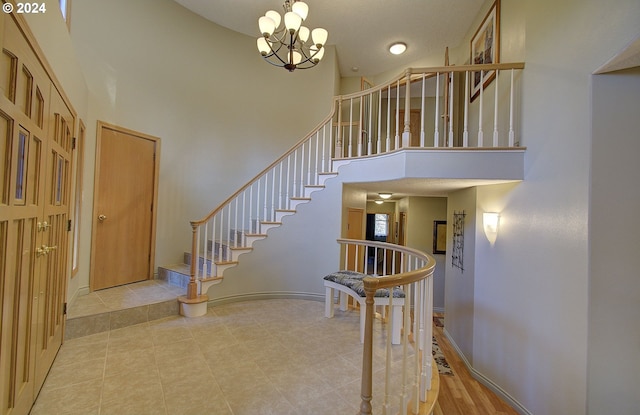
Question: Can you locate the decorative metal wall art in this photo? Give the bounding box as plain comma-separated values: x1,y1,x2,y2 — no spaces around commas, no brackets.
452,211,466,271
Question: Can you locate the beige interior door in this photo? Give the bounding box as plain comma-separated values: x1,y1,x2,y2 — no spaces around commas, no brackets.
90,122,159,291
1,13,73,415
398,110,421,147
346,208,364,272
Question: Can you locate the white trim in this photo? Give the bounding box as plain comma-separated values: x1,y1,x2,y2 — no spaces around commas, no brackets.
443,328,532,415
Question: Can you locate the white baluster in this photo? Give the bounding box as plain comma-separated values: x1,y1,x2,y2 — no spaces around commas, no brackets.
294,147,299,198
198,222,209,277
271,168,276,221
463,71,469,147
493,70,499,147
434,73,440,147
377,91,383,154
241,190,246,245
321,125,327,173
234,198,238,247
448,71,454,147
509,69,515,146
386,84,391,152
248,183,253,233
420,73,426,148
300,143,305,195
358,96,363,156
286,155,291,210
395,80,400,149
211,217,216,267
218,210,224,260
263,173,268,221
368,93,373,155
478,70,484,147
349,98,353,158
308,136,313,185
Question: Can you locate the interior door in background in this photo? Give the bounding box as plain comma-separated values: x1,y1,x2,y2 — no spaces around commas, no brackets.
90,123,159,291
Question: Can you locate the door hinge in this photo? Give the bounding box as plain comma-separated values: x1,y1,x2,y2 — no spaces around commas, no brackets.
72,137,77,149
67,219,72,232
63,302,67,315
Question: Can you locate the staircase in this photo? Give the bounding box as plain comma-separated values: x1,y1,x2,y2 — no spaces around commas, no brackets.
165,62,525,316
158,171,338,299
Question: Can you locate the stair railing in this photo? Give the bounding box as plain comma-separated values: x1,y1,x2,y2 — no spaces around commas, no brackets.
184,101,339,300
337,238,437,415
185,61,525,301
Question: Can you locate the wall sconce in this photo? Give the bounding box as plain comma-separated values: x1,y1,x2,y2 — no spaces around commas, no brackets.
483,212,500,245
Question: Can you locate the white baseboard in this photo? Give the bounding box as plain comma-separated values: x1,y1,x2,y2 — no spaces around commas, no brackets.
207,291,324,307
442,328,532,415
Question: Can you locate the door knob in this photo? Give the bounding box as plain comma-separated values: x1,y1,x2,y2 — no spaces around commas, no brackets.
98,214,107,221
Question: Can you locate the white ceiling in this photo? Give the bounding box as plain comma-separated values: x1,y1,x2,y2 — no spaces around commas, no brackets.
173,0,485,76
346,178,520,201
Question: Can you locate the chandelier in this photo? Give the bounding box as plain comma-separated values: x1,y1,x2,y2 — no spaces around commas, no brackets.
257,1,328,72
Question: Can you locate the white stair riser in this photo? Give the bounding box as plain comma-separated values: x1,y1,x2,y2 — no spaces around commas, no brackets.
318,173,338,186
304,186,324,198
230,248,252,262
244,235,267,246
260,222,281,233
215,262,237,275
275,210,296,222
289,199,310,210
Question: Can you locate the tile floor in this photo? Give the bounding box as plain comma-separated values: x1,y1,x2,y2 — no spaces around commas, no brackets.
33,295,413,415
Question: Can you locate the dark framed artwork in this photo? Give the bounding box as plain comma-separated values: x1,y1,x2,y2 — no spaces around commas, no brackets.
470,0,500,102
433,220,447,254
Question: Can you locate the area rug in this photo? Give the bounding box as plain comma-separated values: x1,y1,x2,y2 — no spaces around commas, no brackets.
433,316,444,328
432,337,454,376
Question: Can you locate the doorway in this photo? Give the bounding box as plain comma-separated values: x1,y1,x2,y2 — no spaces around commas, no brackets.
90,122,160,291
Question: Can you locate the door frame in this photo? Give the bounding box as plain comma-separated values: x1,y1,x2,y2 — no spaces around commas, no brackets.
89,121,160,291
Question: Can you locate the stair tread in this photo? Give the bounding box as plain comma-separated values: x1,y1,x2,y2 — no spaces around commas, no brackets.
318,172,338,175
229,246,253,251
159,263,190,274
261,221,282,224
215,260,239,265
200,275,224,282
290,197,311,200
244,233,267,237
305,185,325,188
275,209,296,212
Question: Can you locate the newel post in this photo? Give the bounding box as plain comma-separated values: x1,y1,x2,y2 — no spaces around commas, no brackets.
360,278,377,415
178,221,208,317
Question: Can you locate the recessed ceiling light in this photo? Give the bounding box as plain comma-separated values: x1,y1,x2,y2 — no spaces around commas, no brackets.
389,42,407,55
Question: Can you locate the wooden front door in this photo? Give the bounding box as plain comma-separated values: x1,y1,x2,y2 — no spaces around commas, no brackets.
1,13,74,415
90,123,159,291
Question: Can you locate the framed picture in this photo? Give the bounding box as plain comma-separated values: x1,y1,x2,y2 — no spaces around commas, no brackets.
433,220,447,255
470,0,500,102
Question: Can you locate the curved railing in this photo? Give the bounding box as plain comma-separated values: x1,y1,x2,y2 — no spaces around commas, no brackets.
337,238,437,415
182,61,524,302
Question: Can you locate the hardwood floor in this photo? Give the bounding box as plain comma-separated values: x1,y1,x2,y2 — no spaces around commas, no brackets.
433,315,519,415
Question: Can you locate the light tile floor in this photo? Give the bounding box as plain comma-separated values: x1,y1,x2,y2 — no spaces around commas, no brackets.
33,297,412,415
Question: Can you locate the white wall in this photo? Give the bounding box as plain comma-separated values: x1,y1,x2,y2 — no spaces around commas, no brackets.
588,67,640,415
403,197,447,311
441,0,640,414
67,0,338,296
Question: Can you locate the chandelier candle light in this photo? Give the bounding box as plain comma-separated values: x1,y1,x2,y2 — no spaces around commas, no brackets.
257,0,328,71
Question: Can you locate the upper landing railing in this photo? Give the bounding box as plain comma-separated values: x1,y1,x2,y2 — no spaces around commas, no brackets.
184,62,525,301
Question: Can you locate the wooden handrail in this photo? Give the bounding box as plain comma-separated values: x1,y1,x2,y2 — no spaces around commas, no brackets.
190,99,338,227
337,238,436,415
337,62,525,101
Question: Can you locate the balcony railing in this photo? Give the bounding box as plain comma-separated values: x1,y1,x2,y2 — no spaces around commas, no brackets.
337,238,437,415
